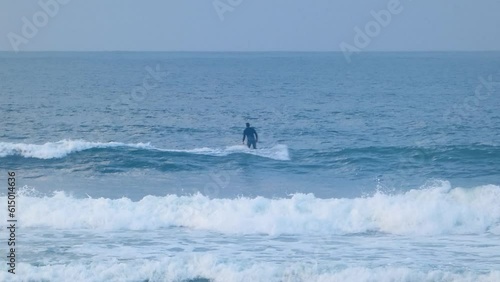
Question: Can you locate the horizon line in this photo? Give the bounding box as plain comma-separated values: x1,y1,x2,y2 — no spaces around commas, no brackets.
1,50,500,53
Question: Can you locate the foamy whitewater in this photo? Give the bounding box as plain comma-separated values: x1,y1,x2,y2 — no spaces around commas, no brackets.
1,52,499,281
0,140,290,160
12,183,500,235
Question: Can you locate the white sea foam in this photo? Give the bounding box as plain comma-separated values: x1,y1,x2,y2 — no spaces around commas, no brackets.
0,140,290,160
11,181,500,235
0,139,152,159
2,258,499,282
177,144,290,160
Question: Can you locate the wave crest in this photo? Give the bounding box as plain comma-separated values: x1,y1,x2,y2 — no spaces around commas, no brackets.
12,182,500,235
0,139,289,160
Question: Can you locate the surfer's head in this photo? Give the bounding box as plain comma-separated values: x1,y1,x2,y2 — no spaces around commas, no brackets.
246,123,250,127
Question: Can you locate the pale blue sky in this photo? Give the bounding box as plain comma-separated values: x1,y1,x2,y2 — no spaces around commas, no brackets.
1,0,499,51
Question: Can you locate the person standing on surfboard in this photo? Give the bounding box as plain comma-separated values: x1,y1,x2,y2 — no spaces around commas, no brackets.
242,123,258,149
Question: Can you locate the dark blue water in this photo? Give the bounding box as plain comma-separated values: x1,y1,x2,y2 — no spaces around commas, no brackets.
1,52,499,281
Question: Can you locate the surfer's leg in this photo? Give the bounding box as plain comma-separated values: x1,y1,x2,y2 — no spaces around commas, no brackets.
251,141,257,149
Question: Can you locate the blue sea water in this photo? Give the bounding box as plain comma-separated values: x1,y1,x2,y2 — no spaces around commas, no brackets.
0,52,500,281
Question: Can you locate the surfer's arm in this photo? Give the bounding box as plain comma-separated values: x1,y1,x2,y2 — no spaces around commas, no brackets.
254,131,258,142
242,132,246,142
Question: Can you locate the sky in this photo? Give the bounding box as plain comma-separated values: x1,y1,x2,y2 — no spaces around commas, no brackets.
1,0,499,52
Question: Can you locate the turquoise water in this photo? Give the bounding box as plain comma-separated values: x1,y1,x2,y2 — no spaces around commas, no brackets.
1,52,499,281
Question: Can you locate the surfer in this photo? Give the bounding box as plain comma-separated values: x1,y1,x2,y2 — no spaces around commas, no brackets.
242,123,258,149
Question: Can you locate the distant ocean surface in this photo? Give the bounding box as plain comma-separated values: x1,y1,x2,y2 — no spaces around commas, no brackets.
1,52,499,281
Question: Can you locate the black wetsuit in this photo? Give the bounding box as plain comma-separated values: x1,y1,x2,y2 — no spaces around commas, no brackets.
243,127,258,149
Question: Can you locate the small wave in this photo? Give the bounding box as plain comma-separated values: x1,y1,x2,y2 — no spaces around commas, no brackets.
170,144,290,161
0,140,290,161
335,144,500,163
11,181,500,235
0,139,152,159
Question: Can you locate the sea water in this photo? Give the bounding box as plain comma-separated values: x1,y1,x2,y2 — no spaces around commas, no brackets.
0,52,499,281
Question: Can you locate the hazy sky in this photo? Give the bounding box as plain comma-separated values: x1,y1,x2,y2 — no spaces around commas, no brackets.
1,0,499,52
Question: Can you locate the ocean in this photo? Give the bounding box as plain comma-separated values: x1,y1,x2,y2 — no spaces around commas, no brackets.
0,52,499,281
